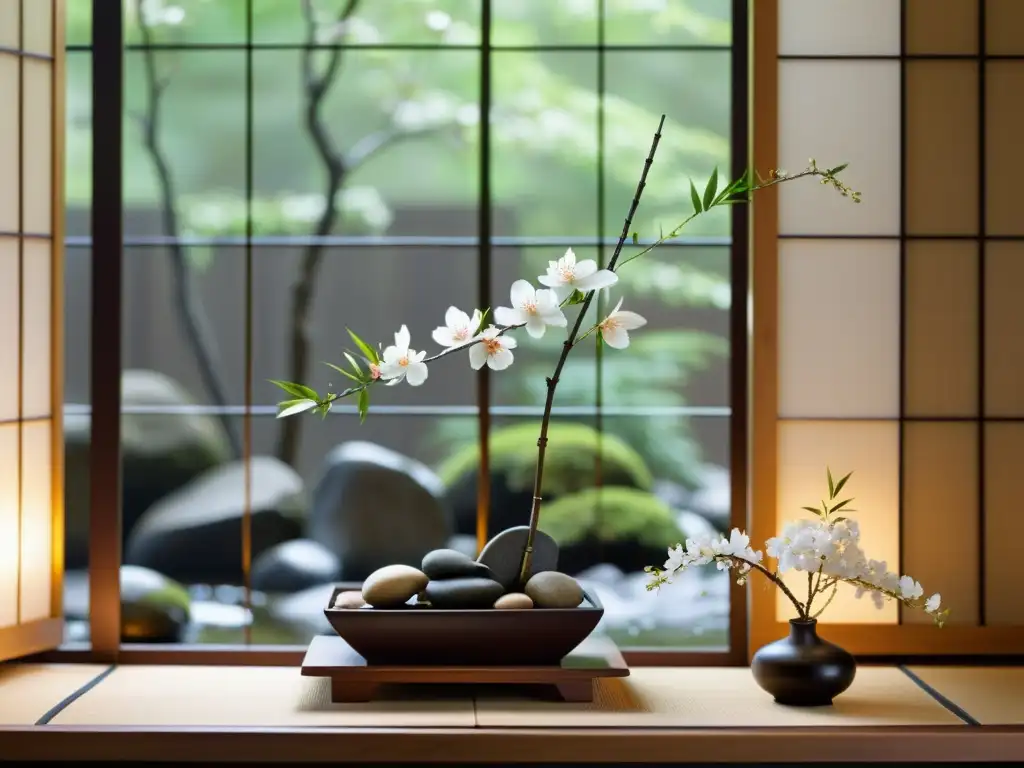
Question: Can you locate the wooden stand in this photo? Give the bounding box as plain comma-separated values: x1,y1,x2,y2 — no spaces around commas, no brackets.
301,634,629,703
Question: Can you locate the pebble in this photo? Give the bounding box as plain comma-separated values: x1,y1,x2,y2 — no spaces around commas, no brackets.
332,590,366,610
477,526,559,591
494,592,533,609
424,577,505,609
421,548,494,580
361,564,429,608
525,571,584,609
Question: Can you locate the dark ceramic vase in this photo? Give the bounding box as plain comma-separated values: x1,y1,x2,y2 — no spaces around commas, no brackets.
751,619,856,706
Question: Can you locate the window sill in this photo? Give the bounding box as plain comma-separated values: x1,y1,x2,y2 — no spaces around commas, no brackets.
0,663,1021,763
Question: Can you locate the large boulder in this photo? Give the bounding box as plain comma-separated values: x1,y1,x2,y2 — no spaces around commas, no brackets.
539,486,685,576
64,565,192,643
438,422,653,539
308,441,453,581
64,370,233,568
125,456,305,585
251,538,342,594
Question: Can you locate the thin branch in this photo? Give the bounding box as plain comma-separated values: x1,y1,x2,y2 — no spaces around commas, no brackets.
136,5,241,458
347,124,452,170
515,114,667,589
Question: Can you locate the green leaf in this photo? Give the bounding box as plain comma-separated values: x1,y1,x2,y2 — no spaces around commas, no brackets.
346,328,379,364
343,351,364,376
477,308,490,333
827,467,835,498
631,232,639,245
269,379,319,401
357,388,370,424
567,289,587,305
324,361,360,383
801,506,822,516
827,162,849,175
689,179,703,214
832,471,853,497
831,517,847,524
821,500,829,517
314,401,332,420
829,498,854,513
702,166,719,211
277,399,318,419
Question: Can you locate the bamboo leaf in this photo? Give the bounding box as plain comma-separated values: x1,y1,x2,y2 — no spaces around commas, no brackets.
801,506,822,516
689,179,703,214
346,328,379,364
702,166,719,211
277,399,318,419
832,471,853,497
827,162,849,175
827,467,835,498
830,498,854,513
269,379,318,401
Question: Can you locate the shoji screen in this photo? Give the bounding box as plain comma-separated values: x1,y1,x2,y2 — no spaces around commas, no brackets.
0,0,65,661
751,0,1024,655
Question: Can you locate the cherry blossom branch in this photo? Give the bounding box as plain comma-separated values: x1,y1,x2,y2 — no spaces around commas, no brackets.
311,323,525,409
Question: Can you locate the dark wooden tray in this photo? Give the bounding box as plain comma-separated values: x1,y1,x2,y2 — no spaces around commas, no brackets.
301,634,629,703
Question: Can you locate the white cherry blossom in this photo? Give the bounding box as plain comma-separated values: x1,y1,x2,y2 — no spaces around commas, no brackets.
494,280,567,339
469,326,517,371
378,325,429,386
925,593,942,614
598,298,647,349
432,306,482,348
538,248,618,302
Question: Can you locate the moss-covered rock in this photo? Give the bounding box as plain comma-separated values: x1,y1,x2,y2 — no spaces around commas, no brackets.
438,422,654,537
539,486,684,575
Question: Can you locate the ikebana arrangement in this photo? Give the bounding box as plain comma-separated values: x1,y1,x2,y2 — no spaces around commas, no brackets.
647,468,948,705
272,115,862,666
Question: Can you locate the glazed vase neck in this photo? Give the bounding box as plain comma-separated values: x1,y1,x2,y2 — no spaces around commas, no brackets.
788,619,820,645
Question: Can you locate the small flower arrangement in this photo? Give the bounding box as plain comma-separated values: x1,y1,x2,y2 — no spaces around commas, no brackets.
646,468,949,626
272,117,860,590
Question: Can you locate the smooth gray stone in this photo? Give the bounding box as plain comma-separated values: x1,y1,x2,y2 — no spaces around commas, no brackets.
361,564,430,608
251,538,341,593
424,577,505,609
476,525,559,591
421,548,493,580
525,570,584,609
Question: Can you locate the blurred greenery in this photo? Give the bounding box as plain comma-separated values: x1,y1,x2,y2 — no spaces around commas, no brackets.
65,0,735,485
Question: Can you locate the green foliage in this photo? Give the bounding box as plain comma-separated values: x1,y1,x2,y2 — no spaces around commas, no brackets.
436,422,653,496
801,466,857,521
539,486,684,548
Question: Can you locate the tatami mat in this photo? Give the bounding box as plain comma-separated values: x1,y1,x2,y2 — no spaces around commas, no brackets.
0,663,110,725
474,666,965,727
905,666,1024,725
50,666,475,727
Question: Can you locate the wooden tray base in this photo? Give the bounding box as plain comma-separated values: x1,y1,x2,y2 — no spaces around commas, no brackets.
301,634,629,703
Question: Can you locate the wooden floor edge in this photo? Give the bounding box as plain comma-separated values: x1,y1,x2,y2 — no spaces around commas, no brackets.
0,725,1022,763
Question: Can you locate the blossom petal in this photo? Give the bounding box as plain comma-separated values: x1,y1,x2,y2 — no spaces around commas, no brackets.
381,345,402,364
500,334,517,350
550,284,573,302
561,247,576,267
537,273,561,288
573,259,598,279
610,296,624,315
405,361,429,386
469,344,488,370
542,307,567,327
602,326,630,349
614,310,647,331
469,309,482,331
534,288,559,311
493,306,520,327
524,314,547,338
395,324,411,350
488,347,514,371
509,279,535,308
445,306,469,330
432,326,456,347
575,269,618,292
